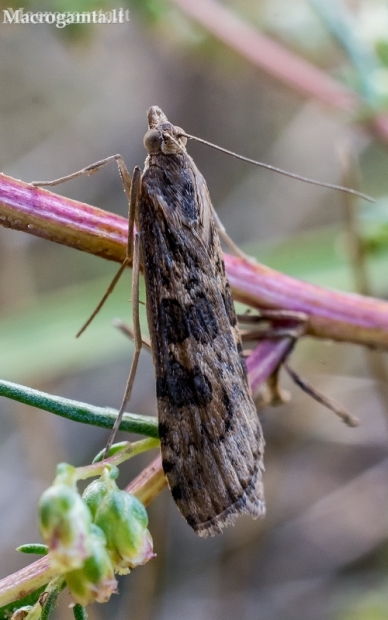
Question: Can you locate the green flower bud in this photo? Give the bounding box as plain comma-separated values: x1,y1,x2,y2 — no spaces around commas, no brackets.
39,464,92,572
66,525,117,606
82,479,108,521
82,467,118,520
94,478,154,574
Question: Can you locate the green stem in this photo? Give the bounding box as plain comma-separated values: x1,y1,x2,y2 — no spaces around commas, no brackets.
73,604,88,620
76,438,160,480
40,578,65,620
0,380,158,438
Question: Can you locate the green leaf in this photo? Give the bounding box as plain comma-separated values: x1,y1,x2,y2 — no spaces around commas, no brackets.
17,544,49,556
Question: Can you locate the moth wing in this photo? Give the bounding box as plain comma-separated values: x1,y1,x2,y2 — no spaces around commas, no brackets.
139,155,265,536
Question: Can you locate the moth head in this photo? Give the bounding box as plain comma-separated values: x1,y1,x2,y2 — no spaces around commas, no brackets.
146,106,187,155
143,126,187,155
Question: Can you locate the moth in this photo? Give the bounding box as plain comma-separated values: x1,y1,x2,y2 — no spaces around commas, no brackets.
138,106,265,536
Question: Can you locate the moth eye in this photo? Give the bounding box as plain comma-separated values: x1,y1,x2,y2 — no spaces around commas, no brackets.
144,129,162,153
174,126,187,146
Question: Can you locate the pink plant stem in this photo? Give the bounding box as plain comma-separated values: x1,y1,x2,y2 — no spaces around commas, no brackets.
126,455,167,504
0,556,57,608
225,254,388,347
0,174,128,263
246,339,294,395
1,173,387,349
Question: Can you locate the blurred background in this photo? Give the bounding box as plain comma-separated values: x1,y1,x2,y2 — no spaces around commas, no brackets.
1,0,388,618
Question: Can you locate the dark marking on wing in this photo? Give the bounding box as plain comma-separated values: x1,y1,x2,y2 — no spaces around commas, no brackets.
156,358,213,408
159,298,189,344
187,291,218,343
162,459,175,473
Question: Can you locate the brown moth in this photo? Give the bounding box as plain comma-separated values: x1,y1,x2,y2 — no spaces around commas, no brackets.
138,106,265,536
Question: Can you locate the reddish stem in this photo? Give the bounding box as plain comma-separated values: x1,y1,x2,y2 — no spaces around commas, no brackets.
1,172,387,349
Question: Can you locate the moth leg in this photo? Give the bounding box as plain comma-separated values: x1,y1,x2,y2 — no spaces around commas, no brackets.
32,156,138,335
104,232,143,456
75,167,142,337
112,318,152,352
32,154,133,209
284,361,359,428
211,205,256,262
240,309,308,324
241,311,358,427
239,310,308,342
35,159,145,453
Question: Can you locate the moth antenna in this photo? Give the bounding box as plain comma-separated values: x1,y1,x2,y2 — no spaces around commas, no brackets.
180,133,374,203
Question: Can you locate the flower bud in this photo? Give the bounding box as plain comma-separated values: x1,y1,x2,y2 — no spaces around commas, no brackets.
38,464,92,572
93,476,154,574
65,525,117,606
82,467,118,520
